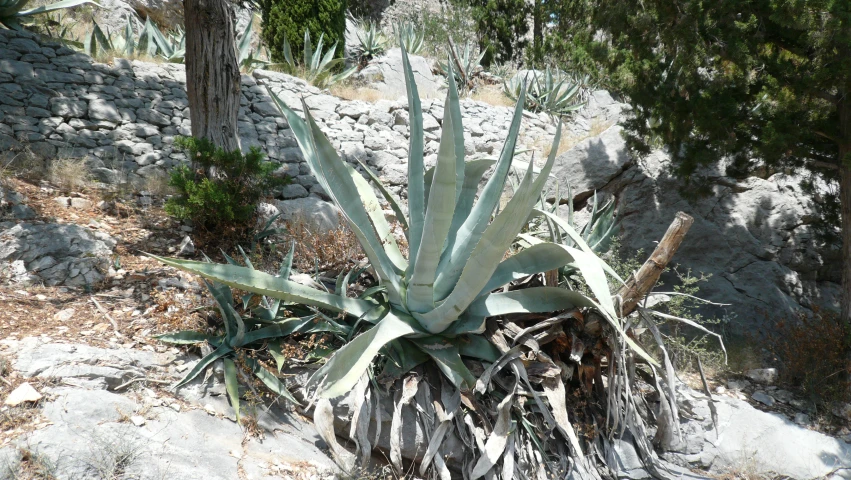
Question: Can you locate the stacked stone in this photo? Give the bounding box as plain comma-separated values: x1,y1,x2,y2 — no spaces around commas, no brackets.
1,28,620,203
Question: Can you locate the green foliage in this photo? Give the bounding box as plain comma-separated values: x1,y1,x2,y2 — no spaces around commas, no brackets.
164,137,287,233
467,0,530,67
393,21,424,56
274,29,356,88
0,0,96,30
504,67,585,116
560,0,851,243
351,17,388,64
261,0,346,63
156,244,351,418
437,41,485,95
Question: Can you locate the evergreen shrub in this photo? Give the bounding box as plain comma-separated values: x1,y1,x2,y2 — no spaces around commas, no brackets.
261,0,347,63
165,137,288,234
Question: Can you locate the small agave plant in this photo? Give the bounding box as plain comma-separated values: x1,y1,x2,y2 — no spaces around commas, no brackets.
504,66,586,116
352,18,388,64
274,29,356,88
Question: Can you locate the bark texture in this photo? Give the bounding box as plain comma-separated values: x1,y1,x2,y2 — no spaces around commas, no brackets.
184,0,241,151
617,211,694,316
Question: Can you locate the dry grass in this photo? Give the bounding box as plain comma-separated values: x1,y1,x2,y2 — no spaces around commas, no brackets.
532,117,618,160
763,307,851,404
330,84,396,103
48,157,90,193
141,173,174,197
471,84,514,108
283,215,364,274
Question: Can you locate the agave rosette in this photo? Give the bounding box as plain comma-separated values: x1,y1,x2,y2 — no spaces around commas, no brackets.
151,47,656,403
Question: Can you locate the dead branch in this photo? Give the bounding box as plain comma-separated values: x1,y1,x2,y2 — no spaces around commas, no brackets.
617,211,694,317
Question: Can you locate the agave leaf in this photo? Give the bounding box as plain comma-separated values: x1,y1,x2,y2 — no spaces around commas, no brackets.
245,356,301,405
17,0,97,16
416,121,561,333
269,92,404,303
225,303,246,347
345,162,406,270
356,159,409,238
147,254,375,317
203,278,235,342
379,339,429,381
406,69,462,313
302,29,313,68
299,99,405,298
401,45,425,275
121,15,134,56
433,82,528,299
442,158,496,271
268,341,286,372
309,311,421,399
467,287,595,317
155,331,214,344
458,334,500,362
414,338,476,389
175,345,233,389
534,209,624,284
282,34,294,66
479,242,578,295
446,63,466,203
236,14,254,64
223,358,241,421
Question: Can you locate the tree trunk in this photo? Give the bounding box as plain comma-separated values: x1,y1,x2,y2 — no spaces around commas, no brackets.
838,89,851,390
184,0,241,152
532,0,543,65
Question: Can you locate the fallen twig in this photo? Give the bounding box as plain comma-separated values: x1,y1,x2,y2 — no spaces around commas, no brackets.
89,296,122,337
113,377,172,391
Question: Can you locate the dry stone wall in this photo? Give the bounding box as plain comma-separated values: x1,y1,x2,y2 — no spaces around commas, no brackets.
0,28,581,202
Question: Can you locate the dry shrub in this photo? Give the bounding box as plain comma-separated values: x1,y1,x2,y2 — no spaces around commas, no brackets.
48,157,90,192
764,307,851,403
283,214,364,273
471,84,514,107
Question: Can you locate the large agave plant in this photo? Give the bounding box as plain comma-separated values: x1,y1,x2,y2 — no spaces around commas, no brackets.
152,46,692,479
152,50,654,399
0,0,96,30
275,30,356,88
504,67,586,116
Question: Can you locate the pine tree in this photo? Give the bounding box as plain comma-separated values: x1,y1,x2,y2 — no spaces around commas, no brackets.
260,0,347,62
566,1,851,326
468,0,530,67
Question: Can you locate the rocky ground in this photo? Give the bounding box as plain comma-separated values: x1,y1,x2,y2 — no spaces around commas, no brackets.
0,174,849,480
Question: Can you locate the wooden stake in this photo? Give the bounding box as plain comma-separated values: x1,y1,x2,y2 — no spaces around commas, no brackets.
616,211,694,317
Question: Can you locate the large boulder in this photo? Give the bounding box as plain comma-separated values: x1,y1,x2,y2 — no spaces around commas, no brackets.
358,48,443,100
663,389,851,479
0,222,117,286
553,122,840,330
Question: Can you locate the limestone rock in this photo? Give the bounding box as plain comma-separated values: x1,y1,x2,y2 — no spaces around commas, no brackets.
0,222,116,286
275,196,341,234
359,48,442,100
5,382,42,406
746,368,779,385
